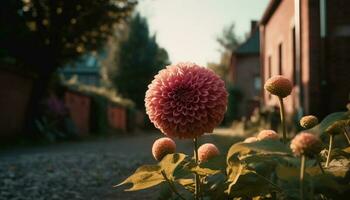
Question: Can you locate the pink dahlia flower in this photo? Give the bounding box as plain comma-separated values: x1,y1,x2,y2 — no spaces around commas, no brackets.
257,130,279,141
152,137,176,161
198,143,220,162
264,75,292,98
290,132,322,157
243,137,258,143
145,62,228,139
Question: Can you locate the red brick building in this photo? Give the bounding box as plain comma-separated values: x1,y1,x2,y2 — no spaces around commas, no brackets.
260,0,350,118
229,21,261,118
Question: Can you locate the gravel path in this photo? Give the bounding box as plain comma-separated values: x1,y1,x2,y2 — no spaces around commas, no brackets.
0,132,196,200
0,130,233,200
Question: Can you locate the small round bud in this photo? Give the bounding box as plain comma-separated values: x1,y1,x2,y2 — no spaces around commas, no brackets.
346,103,350,111
264,75,293,98
300,115,319,129
326,121,346,136
198,143,220,162
290,132,322,157
257,130,279,141
152,137,176,161
243,137,258,143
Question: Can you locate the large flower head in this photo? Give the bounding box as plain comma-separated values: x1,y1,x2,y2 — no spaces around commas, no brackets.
152,137,176,161
145,62,228,139
198,143,220,162
290,132,322,157
264,75,292,98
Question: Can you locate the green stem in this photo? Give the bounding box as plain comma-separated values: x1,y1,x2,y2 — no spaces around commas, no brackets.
160,170,186,200
325,135,334,167
316,157,325,174
343,128,350,145
193,137,200,200
300,155,306,200
278,97,287,144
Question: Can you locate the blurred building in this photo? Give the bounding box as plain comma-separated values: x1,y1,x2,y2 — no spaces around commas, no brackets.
229,21,261,118
260,0,350,118
60,54,102,86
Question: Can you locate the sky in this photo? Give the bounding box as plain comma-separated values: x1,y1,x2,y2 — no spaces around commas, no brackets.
137,0,270,66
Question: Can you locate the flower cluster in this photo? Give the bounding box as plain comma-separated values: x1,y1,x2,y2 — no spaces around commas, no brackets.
145,62,228,139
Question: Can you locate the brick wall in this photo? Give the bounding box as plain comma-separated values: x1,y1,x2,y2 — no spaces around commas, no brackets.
261,0,296,115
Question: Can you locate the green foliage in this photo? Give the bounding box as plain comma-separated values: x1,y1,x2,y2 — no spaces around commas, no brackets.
115,110,350,199
113,13,169,109
117,153,186,191
0,0,136,73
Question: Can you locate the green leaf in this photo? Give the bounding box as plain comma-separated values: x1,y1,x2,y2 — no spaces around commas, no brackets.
227,140,292,165
116,165,164,191
318,112,350,134
190,155,226,176
159,153,187,179
226,169,276,198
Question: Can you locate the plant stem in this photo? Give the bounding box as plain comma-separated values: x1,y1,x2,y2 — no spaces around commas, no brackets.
160,170,186,200
325,135,334,167
193,137,200,200
278,97,287,144
300,155,306,200
316,157,325,174
343,128,350,145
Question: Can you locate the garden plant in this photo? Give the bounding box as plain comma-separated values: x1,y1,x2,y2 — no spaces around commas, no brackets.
116,63,350,199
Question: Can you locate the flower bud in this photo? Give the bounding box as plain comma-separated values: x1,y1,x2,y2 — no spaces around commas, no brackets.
264,75,292,98
152,137,176,161
290,132,322,157
198,143,220,162
300,115,319,129
257,130,279,141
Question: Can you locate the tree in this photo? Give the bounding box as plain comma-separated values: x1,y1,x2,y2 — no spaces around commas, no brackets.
216,23,241,52
113,13,169,109
0,0,137,73
0,0,137,134
209,23,241,82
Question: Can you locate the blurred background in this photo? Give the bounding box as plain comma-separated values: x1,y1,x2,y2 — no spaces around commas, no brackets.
0,0,349,199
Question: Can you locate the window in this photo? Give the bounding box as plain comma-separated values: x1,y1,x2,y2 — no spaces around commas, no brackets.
278,43,283,75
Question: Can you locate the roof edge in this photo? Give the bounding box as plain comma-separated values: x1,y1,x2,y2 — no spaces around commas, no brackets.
260,0,282,25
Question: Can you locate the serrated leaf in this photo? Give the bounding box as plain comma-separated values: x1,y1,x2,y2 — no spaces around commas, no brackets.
116,164,164,191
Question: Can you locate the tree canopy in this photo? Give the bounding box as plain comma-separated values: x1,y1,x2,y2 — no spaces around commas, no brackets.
113,13,169,109
0,0,137,74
